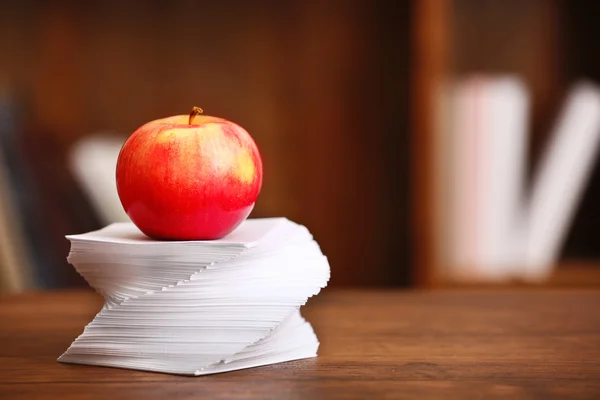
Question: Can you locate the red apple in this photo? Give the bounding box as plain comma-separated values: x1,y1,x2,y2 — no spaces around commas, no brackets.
116,107,262,240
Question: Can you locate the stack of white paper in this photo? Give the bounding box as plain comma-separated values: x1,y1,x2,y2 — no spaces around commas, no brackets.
58,218,330,376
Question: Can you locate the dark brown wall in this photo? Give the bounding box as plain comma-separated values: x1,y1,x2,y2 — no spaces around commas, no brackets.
0,0,411,288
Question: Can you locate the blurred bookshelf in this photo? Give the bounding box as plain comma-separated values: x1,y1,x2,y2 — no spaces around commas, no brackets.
3,0,600,292
0,0,411,291
412,0,600,288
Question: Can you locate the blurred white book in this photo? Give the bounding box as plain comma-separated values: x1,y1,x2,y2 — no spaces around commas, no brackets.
440,76,529,282
69,133,130,224
59,217,330,375
436,77,600,283
524,83,600,281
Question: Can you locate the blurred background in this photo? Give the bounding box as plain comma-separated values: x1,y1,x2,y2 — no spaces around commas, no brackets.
2,0,600,293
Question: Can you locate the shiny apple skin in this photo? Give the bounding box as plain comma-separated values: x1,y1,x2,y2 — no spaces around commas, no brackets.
116,114,262,240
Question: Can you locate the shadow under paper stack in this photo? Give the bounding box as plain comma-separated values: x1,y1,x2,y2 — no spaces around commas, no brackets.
59,218,330,375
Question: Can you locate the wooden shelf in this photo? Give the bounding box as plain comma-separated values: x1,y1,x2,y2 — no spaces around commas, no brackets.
410,0,600,288
434,262,600,289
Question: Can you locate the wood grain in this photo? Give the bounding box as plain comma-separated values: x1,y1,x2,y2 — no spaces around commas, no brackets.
1,289,599,399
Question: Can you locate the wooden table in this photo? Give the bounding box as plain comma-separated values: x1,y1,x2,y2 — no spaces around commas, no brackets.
1,289,599,399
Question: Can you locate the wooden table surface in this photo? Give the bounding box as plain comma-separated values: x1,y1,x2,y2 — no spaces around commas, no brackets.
1,289,599,399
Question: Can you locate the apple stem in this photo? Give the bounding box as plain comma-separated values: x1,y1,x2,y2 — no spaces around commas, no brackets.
188,106,204,124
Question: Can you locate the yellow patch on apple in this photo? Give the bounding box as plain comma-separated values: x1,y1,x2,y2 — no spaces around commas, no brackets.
156,130,177,144
234,149,256,183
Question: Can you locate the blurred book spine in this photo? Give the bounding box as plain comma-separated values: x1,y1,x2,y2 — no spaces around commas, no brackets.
0,89,102,292
0,92,36,291
0,151,32,292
